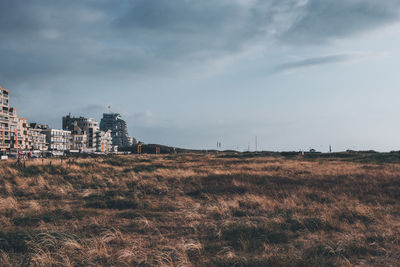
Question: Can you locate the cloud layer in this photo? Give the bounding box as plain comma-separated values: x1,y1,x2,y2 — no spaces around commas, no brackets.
273,54,353,73
1,0,400,87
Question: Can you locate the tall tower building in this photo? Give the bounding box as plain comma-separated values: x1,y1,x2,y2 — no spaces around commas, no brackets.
100,113,133,148
0,86,24,152
0,86,10,150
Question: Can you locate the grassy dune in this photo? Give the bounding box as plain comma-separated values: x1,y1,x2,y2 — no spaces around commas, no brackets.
0,153,399,266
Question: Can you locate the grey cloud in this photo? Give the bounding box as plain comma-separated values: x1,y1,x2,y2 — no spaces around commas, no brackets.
112,0,267,61
282,0,400,43
115,1,234,31
273,54,353,73
1,0,400,91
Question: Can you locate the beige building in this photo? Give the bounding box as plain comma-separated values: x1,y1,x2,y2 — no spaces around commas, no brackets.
0,86,30,153
0,86,48,154
11,117,30,151
70,122,87,151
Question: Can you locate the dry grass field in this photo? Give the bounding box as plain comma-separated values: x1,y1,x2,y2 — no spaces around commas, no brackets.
0,152,399,266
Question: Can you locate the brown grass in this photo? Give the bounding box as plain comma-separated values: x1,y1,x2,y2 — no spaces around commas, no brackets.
0,153,399,266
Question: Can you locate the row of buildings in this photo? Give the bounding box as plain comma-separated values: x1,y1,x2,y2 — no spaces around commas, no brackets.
0,85,135,156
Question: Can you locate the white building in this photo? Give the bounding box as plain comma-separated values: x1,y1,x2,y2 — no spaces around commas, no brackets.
42,129,72,153
95,130,113,153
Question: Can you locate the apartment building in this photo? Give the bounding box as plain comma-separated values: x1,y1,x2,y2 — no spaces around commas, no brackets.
0,87,30,154
9,107,19,151
100,113,133,148
26,124,47,152
28,128,47,151
12,117,29,150
42,129,72,153
95,130,112,153
62,114,98,151
70,122,87,151
0,87,11,150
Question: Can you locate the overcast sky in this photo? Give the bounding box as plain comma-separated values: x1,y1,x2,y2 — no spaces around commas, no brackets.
1,0,400,151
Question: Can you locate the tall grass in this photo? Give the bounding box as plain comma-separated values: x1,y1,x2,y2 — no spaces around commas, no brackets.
0,153,399,266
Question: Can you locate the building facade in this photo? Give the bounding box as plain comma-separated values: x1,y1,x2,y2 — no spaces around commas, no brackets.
0,87,11,150
28,128,47,151
62,114,99,151
42,129,72,153
95,130,112,153
70,122,87,151
27,123,48,152
100,113,133,148
13,117,29,150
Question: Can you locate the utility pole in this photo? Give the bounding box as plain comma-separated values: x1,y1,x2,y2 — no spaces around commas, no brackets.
255,136,258,152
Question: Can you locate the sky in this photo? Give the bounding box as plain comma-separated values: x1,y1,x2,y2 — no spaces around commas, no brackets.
1,0,400,152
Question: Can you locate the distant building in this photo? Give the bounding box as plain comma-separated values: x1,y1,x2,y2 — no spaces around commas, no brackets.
14,117,29,150
0,87,11,150
62,114,99,151
28,128,47,152
27,123,48,152
70,122,87,151
0,86,50,154
30,123,49,130
42,129,72,153
8,107,20,151
100,113,133,148
95,130,112,153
